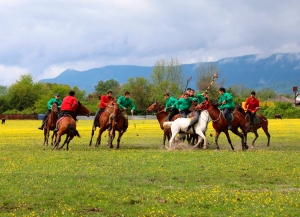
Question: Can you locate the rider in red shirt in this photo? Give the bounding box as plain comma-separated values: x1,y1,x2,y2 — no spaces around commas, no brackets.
54,90,77,132
244,91,260,131
92,91,113,131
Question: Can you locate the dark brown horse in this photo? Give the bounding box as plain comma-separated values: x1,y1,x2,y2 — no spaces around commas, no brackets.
43,102,59,146
89,100,117,148
235,104,270,147
107,102,125,149
198,100,250,151
53,102,91,150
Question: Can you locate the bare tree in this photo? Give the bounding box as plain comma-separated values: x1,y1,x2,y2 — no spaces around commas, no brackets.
195,63,225,100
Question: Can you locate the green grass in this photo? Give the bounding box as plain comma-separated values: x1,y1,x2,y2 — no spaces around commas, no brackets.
0,119,299,216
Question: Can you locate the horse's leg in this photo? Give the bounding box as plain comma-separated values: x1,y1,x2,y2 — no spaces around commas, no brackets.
262,125,271,147
51,131,56,146
53,134,61,150
89,129,95,146
231,129,247,150
59,135,69,150
169,132,177,147
192,132,206,149
108,130,115,149
214,131,221,150
251,130,259,148
223,131,235,151
116,131,123,149
95,129,104,148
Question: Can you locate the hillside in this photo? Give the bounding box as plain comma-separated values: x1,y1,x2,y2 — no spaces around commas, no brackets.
41,53,300,94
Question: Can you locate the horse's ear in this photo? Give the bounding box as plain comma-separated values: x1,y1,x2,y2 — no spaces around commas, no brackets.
78,101,81,105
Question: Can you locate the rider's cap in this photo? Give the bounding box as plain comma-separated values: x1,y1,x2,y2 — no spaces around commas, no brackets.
55,93,60,96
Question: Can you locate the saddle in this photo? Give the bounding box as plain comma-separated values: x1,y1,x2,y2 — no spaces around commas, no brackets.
245,113,260,124
221,110,234,123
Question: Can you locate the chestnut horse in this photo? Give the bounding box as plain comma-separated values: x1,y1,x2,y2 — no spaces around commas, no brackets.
146,101,180,148
107,102,125,149
53,102,91,150
43,102,59,146
89,100,118,148
235,104,270,147
198,100,250,151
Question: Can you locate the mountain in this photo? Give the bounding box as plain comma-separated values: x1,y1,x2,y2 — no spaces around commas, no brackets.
41,53,300,94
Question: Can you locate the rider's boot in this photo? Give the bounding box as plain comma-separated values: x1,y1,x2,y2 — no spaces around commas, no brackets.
38,114,48,130
53,122,59,132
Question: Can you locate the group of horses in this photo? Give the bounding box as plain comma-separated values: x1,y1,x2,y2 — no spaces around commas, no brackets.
41,99,126,150
146,99,270,151
41,97,270,151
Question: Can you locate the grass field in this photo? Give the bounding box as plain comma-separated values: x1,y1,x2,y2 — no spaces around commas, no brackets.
0,119,300,216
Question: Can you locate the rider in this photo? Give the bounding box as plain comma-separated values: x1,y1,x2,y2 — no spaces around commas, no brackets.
163,92,178,121
244,91,260,132
186,92,209,132
107,91,136,133
38,93,62,130
54,91,77,132
218,87,235,130
92,91,113,131
173,92,194,118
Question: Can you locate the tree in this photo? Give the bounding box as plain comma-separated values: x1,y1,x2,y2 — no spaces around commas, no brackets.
150,58,184,102
6,74,42,111
120,77,152,114
196,63,225,101
94,79,121,97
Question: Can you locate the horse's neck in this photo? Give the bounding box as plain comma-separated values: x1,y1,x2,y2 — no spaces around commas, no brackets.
208,108,223,121
156,112,168,123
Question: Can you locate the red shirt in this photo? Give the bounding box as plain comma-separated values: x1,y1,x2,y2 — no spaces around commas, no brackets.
61,96,77,111
244,97,260,113
99,95,112,108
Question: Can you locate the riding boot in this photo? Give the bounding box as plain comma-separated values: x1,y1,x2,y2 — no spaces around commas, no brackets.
38,114,48,130
53,122,59,132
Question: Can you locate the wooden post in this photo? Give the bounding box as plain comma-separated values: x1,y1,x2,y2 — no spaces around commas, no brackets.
293,86,298,106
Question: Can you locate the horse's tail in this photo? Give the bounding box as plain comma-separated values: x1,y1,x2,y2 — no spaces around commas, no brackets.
67,124,80,138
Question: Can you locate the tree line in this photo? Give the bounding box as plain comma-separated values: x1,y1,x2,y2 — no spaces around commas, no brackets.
0,58,298,118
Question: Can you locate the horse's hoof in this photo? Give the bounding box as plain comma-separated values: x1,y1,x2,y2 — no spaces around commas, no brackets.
203,146,207,149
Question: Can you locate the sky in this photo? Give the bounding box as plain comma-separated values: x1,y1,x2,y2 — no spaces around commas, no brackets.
1,0,300,86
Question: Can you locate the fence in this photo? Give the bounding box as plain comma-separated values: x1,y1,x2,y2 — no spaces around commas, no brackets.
0,114,157,120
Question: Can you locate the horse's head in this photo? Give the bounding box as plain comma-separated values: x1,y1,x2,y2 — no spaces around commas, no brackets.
51,102,59,114
146,101,161,114
196,100,213,110
235,104,246,115
76,101,91,117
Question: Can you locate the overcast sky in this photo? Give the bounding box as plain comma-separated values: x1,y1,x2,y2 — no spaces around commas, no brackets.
1,0,300,86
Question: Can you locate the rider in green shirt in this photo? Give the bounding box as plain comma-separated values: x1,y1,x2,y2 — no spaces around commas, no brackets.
218,87,235,130
38,93,62,130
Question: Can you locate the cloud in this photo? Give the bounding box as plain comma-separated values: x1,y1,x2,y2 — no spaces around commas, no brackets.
1,0,300,86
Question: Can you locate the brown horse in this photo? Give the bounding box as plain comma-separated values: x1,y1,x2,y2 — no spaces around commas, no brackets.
89,100,117,148
107,102,125,149
198,100,250,151
43,102,59,146
235,104,270,147
53,102,91,150
146,101,181,147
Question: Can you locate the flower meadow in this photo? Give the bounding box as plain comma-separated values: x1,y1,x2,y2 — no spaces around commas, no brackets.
0,119,300,216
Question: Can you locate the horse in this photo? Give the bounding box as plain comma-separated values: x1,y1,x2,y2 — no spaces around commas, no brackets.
146,101,181,148
235,104,271,147
1,118,5,124
43,102,59,146
166,110,210,149
107,102,125,149
89,100,118,148
53,102,91,150
198,100,250,151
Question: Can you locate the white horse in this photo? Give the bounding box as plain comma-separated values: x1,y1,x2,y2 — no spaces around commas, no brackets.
164,110,210,149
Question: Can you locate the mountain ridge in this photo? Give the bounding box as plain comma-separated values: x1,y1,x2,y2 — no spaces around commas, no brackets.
41,53,300,94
